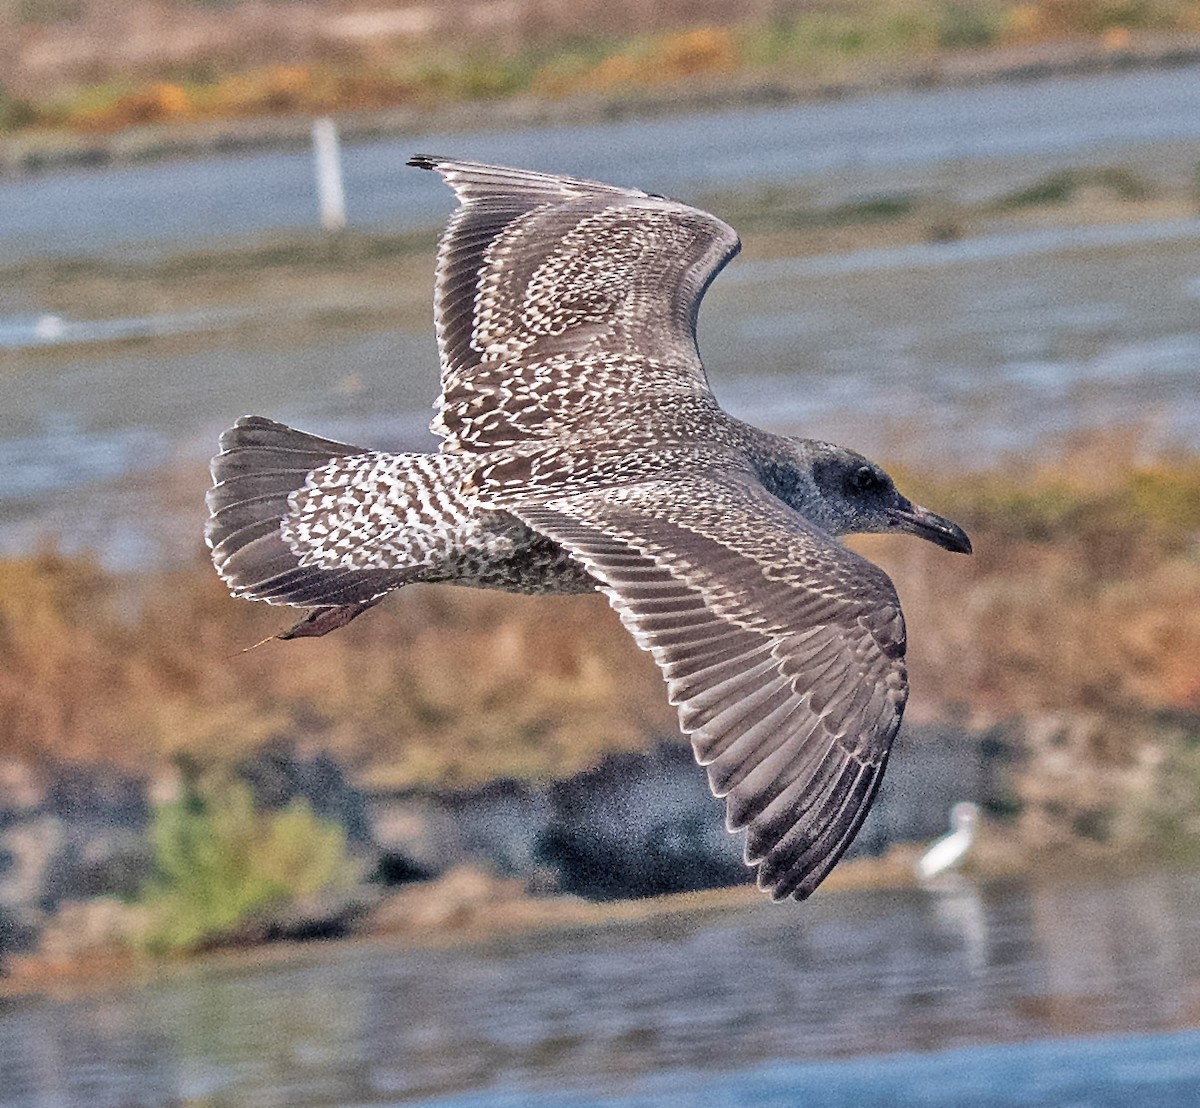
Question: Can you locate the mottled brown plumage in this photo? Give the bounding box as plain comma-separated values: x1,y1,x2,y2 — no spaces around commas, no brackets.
206,156,971,900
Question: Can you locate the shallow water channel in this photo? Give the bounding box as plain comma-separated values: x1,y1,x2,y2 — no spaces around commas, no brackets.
4,867,1200,1106
3,204,1199,568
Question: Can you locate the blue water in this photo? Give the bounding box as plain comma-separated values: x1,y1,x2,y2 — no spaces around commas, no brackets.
4,870,1200,1107
426,1030,1200,1108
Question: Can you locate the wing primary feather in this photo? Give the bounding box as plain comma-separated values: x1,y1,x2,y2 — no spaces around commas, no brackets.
509,468,907,901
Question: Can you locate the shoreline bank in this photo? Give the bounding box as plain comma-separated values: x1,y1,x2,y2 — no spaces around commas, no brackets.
0,835,1061,1001
4,36,1200,179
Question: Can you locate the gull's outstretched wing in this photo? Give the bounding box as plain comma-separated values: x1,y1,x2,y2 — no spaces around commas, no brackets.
511,469,909,901
409,156,740,451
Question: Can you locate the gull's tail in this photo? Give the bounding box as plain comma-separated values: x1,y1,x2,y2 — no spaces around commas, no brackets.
205,415,402,636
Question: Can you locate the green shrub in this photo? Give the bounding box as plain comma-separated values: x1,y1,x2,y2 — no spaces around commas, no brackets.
0,84,38,133
138,767,357,954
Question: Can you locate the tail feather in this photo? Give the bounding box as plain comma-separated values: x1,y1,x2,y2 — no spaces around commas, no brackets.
207,471,315,512
208,517,282,568
215,416,357,456
206,415,363,550
206,416,408,619
205,492,295,539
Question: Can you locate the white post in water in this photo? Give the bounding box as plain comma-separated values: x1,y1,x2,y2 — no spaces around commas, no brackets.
312,117,347,232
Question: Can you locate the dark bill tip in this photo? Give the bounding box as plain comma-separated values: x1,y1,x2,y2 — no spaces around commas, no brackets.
890,503,973,554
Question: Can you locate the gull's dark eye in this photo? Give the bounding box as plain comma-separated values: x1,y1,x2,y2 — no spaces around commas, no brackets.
849,465,881,493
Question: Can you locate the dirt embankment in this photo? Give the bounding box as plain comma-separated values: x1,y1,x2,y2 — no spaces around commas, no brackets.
4,1,1200,174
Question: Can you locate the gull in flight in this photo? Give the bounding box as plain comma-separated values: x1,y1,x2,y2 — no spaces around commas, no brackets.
206,157,972,900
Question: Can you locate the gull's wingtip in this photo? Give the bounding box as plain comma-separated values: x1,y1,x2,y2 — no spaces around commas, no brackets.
407,154,443,171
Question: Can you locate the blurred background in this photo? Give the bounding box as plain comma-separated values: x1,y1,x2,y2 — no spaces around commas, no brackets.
2,1,1200,1105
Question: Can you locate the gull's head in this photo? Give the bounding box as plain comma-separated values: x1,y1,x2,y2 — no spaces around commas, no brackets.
801,443,973,554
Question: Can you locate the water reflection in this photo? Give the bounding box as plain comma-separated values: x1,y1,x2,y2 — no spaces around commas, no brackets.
919,874,989,978
1026,871,1197,1036
3,868,1200,1106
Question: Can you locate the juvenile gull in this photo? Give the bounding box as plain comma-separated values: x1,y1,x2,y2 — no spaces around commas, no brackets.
206,156,972,901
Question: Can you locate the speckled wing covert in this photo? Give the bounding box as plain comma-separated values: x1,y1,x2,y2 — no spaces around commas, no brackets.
408,155,740,452
512,469,909,902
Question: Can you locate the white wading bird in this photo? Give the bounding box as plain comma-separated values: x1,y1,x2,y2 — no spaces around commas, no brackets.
916,801,981,882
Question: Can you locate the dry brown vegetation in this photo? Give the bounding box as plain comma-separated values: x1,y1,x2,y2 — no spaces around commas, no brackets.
882,433,1200,722
3,1,1199,134
0,542,677,785
2,436,1198,796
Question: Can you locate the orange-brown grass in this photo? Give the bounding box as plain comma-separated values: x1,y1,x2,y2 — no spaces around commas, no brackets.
856,435,1200,851
872,433,1200,722
6,1,1200,136
2,440,1197,798
0,546,676,786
